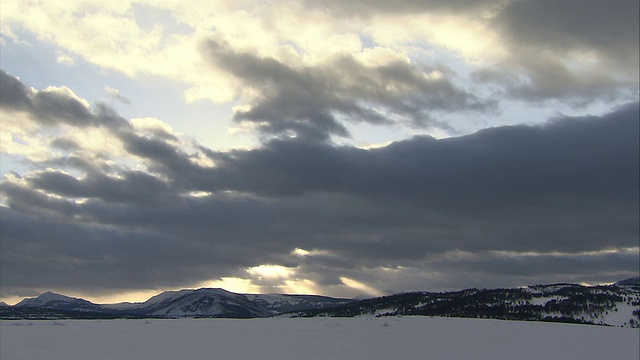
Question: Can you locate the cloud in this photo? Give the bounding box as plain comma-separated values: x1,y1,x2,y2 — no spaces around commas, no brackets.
55,53,76,66
0,206,244,294
1,70,127,130
0,71,135,165
25,169,177,206
0,70,31,108
177,102,638,210
1,92,637,298
302,0,503,17
104,86,131,105
2,0,636,121
203,39,494,141
472,0,639,103
1,0,638,300
494,0,639,72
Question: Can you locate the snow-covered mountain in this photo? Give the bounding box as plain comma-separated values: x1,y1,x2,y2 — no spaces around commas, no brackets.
118,289,354,317
245,294,353,314
14,291,106,313
3,288,353,319
3,279,638,326
616,277,640,287
128,288,273,318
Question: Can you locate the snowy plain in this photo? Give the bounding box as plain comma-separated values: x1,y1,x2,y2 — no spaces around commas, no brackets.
1,317,638,360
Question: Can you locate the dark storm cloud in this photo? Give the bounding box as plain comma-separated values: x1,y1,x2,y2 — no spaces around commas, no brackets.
363,249,640,293
473,0,639,103
203,40,493,141
471,55,634,104
0,70,129,129
495,0,639,72
26,169,177,206
2,102,637,296
0,69,32,110
310,1,639,105
419,249,640,292
116,130,208,190
0,180,80,220
13,102,640,227
30,90,94,126
200,102,639,206
0,207,247,296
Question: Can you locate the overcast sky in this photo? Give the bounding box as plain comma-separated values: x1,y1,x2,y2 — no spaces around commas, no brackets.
0,0,638,304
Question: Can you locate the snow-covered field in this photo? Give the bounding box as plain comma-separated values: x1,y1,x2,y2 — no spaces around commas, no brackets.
1,317,638,360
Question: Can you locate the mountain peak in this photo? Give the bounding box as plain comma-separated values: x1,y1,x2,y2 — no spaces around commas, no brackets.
15,292,71,307
194,287,230,293
14,291,99,311
616,276,640,286
37,291,75,301
6,280,637,326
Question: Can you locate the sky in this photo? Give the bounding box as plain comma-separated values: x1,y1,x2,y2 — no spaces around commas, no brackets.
0,0,638,305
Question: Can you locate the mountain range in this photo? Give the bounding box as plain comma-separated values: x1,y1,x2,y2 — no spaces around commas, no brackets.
2,277,638,327
293,278,640,327
1,287,353,320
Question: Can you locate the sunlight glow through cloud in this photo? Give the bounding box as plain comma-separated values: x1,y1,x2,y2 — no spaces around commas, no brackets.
247,265,296,280
340,277,384,297
291,248,333,257
204,277,262,294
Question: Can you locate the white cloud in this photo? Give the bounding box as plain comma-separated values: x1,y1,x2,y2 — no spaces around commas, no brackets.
62,126,127,157
0,132,54,162
0,0,498,105
41,86,91,109
55,53,75,66
131,116,175,135
3,0,632,134
104,86,130,104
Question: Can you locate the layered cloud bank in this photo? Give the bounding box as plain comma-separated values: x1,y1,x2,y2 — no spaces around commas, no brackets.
0,0,638,302
1,68,637,300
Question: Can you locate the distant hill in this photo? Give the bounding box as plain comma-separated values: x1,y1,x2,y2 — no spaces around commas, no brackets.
244,293,353,314
291,282,640,328
0,288,354,320
2,279,638,327
616,277,640,287
14,291,107,313
107,288,274,318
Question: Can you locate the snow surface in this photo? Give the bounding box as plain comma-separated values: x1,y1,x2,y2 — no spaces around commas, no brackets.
1,317,638,360
529,296,568,306
598,301,640,327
